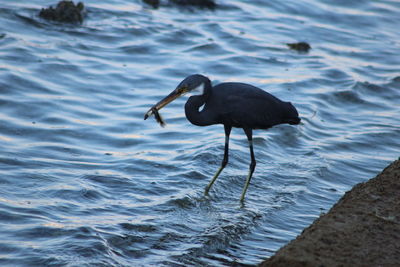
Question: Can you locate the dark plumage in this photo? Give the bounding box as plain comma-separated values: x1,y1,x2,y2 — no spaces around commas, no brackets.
144,74,300,201
183,76,300,128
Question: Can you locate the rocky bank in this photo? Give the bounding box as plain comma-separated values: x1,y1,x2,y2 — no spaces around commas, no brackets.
261,159,400,267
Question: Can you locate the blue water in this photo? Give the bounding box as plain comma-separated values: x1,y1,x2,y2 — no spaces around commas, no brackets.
1,0,399,266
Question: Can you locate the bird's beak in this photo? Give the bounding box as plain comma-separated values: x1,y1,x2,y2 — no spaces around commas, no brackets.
144,86,188,120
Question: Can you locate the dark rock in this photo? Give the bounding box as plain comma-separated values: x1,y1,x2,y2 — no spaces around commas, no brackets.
143,0,217,9
170,0,216,9
287,42,311,52
143,0,160,8
39,1,85,24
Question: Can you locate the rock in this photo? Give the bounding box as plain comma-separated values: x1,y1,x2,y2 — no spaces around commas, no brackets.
143,0,216,9
143,0,160,8
39,1,85,24
170,0,216,8
260,159,400,267
287,42,311,52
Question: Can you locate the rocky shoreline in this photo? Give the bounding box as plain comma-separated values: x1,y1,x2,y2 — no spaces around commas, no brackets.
261,159,400,267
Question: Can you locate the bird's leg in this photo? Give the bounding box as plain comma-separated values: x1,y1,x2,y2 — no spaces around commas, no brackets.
240,128,256,202
205,125,232,195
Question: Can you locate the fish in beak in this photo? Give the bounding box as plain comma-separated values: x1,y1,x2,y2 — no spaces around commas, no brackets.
144,86,188,127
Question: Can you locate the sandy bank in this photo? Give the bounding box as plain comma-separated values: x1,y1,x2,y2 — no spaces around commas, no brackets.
261,159,400,267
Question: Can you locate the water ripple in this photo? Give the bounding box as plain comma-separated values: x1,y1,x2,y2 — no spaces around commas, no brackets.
0,0,399,266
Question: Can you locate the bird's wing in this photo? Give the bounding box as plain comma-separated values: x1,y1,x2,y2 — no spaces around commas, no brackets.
223,94,282,129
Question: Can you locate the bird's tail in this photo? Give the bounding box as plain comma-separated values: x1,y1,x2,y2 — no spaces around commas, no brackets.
283,102,301,125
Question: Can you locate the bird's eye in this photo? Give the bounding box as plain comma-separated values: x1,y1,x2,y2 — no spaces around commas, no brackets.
179,86,188,93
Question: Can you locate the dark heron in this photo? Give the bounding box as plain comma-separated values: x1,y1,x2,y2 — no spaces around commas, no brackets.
144,74,301,202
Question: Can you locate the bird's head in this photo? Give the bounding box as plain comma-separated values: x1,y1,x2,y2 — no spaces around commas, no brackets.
144,74,210,121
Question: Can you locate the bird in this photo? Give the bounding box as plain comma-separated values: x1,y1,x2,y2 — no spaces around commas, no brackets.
144,74,301,202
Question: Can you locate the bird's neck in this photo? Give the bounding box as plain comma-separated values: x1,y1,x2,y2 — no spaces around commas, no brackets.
185,80,216,126
185,95,210,126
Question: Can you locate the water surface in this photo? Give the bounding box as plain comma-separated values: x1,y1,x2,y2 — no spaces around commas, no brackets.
0,0,399,266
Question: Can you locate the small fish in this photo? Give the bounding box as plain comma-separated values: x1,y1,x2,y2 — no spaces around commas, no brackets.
152,107,166,127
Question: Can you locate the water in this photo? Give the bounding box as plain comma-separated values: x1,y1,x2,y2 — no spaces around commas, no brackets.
1,0,399,266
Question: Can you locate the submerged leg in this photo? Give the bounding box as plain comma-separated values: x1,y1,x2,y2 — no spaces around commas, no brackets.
240,128,256,202
205,125,232,195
